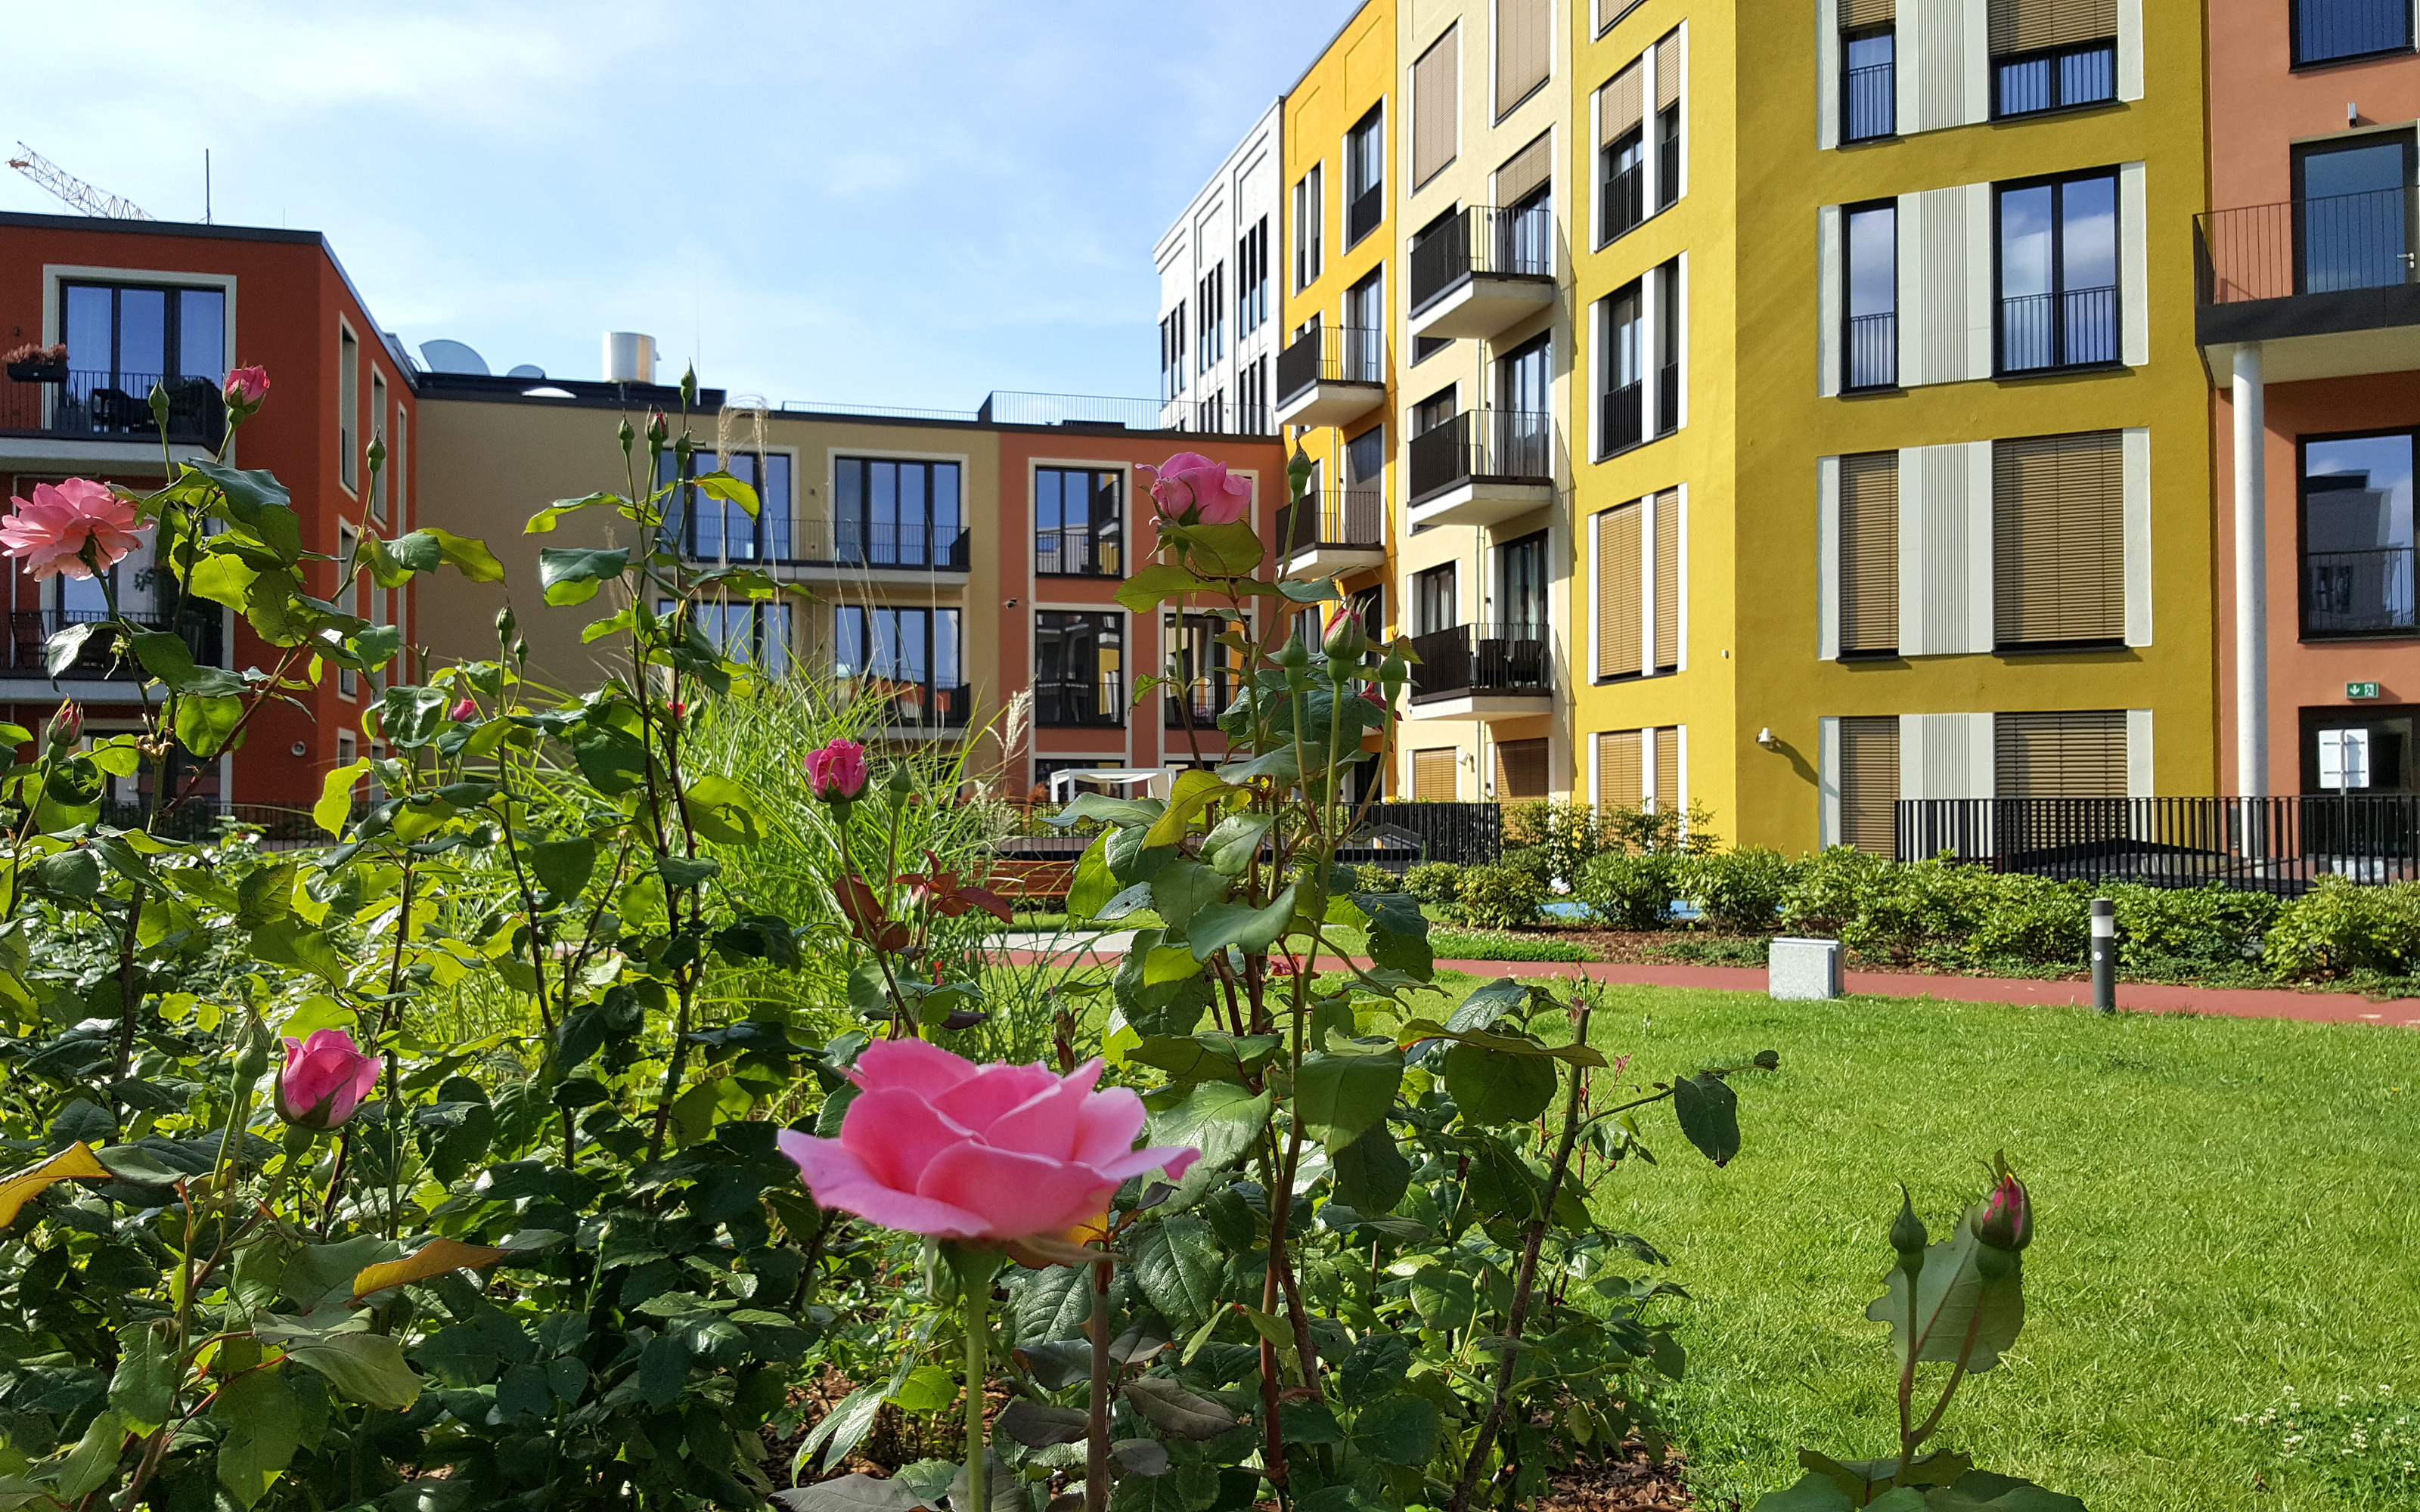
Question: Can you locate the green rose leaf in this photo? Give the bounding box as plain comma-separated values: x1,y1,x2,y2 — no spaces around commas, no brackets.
529,837,597,900
1444,1042,1559,1126
1672,1071,1742,1167
537,547,630,606
1294,1046,1402,1153
1185,883,1298,962
1329,1127,1413,1214
109,1321,177,1436
281,1331,423,1411
1863,1212,2025,1374
1131,1214,1224,1328
1067,830,1120,922
213,1365,302,1508
1348,1393,1442,1467
1115,563,1216,615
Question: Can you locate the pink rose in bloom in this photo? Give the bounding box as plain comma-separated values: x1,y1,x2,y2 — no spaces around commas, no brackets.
1143,453,1252,526
274,1028,383,1131
1975,1164,2033,1252
778,1039,1199,1242
448,697,477,722
222,364,270,406
0,479,146,581
805,738,868,802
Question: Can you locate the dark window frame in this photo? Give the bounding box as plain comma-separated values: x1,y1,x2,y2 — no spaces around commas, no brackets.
1413,562,1459,634
824,454,963,569
1989,37,2120,119
1033,609,1128,728
1992,167,2124,378
1034,466,1126,578
1842,197,1900,393
1345,104,1387,249
2294,424,2420,643
2289,0,2418,69
1840,24,1897,143
1598,277,1645,460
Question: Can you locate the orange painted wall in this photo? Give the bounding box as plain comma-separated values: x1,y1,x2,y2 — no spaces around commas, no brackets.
2207,8,2420,210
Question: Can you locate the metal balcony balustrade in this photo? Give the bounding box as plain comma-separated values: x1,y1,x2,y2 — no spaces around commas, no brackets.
1276,326,1385,404
1407,623,1551,702
1410,206,1555,317
859,680,973,730
5,608,224,679
1348,185,1384,247
1280,487,1385,554
671,516,973,572
1999,285,2119,372
2195,187,2417,305
1407,410,1553,505
1601,382,1643,454
1035,675,1125,728
1842,60,1896,141
1162,677,1236,730
1601,163,1644,243
1656,362,1680,436
1035,527,1123,578
2304,545,2418,638
1897,795,2420,894
1846,311,1898,389
0,369,225,447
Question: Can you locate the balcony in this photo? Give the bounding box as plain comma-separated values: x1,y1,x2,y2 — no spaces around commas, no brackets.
855,680,975,739
2304,546,2417,640
1409,206,1556,342
0,370,226,451
1278,487,1386,578
1347,184,1383,248
1035,527,1123,578
1162,677,1236,730
1998,286,2118,374
1035,675,1124,728
1274,326,1385,429
2195,187,2420,383
1406,410,1554,529
1845,311,1897,391
678,516,973,587
1405,623,1552,719
1842,60,1895,141
5,609,224,688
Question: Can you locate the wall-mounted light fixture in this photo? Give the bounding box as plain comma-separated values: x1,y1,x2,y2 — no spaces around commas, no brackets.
1756,727,1779,750
290,742,308,756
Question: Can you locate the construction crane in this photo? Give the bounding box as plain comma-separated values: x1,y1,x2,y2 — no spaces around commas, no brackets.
7,142,152,221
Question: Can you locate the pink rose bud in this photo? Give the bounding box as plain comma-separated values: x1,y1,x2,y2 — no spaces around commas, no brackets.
0,479,147,581
448,697,477,722
1322,600,1367,662
222,364,271,407
274,1028,383,1132
1141,452,1253,526
45,700,81,751
777,1039,1200,1242
1974,1160,2033,1253
805,738,869,802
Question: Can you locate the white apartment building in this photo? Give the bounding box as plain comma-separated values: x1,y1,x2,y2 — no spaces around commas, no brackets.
1155,100,1285,436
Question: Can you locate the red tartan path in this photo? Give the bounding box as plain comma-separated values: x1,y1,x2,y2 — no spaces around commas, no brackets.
993,940,2420,1027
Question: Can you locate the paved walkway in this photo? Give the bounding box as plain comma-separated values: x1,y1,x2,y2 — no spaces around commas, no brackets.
989,933,2418,1028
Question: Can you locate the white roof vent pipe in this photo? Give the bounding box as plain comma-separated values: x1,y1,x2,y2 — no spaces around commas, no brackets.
602,332,657,384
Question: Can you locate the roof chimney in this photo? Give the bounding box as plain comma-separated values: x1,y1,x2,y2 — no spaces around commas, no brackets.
602,332,657,384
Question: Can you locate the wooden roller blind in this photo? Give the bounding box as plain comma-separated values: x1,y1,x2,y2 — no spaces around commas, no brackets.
1839,452,1899,655
1497,133,1553,207
1842,0,1895,27
1988,0,2118,53
1414,746,1460,801
1654,29,1681,109
1414,27,1460,187
1596,729,1643,809
1598,502,1643,677
1993,431,2122,648
1652,488,1680,670
1600,60,1643,146
1497,0,1552,116
1652,727,1680,810
1494,737,1551,799
1994,709,2125,798
1838,716,1901,854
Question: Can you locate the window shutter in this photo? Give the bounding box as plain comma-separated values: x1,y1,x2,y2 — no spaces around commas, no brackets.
1652,727,1680,810
1654,29,1681,109
1497,133,1553,206
1595,730,1643,809
1494,737,1551,798
1838,715,1901,854
1598,502,1644,677
1993,431,2122,648
1988,0,2117,52
1414,746,1460,800
1838,452,1898,653
1652,488,1680,669
1993,709,2125,797
1600,61,1643,147
1497,0,1551,114
1843,0,1894,25
1414,28,1460,187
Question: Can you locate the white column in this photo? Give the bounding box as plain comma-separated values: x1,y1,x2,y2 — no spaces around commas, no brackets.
2232,343,2269,797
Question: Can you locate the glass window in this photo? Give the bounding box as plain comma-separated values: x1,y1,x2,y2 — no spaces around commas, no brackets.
2293,0,2414,67
660,450,799,562
57,283,227,443
1413,562,1458,634
1034,611,1125,727
1844,202,1898,390
823,456,963,567
1035,466,1124,576
1345,107,1385,246
2295,135,2416,295
1997,172,2118,373
1993,39,2116,117
1842,27,1896,141
1601,280,1644,454
1496,531,1549,633
1345,271,1384,381
2301,431,2417,639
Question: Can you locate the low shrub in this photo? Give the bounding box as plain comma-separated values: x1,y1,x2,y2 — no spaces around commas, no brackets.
2263,878,2420,980
1577,850,1682,930
2105,882,2277,971
1680,845,1801,931
1498,844,1556,885
1780,844,1892,937
1456,864,1548,928
1965,873,2090,966
1403,861,1463,907
1351,862,1401,895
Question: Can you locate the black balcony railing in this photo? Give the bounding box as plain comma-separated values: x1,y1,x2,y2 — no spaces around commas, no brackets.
975,390,1277,437
1897,795,2420,894
2295,0,2414,63
6,608,223,680
1843,60,1896,140
1991,39,2117,117
1163,677,1237,729
1408,410,1554,504
1410,205,1555,316
2304,546,2418,638
1035,527,1124,578
0,370,226,447
1999,285,2118,372
1600,382,1643,454
2196,187,2418,305
1601,161,1645,243
1277,325,1385,404
1035,676,1125,727
1846,311,1898,389
1655,362,1680,437
1407,623,1551,702
1348,185,1384,246
1280,487,1385,555
680,516,975,572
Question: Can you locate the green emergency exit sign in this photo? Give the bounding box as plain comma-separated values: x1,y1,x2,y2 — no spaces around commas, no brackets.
2348,682,2381,699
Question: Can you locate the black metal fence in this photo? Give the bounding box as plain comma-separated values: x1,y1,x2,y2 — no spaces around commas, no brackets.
1407,624,1551,703
1280,488,1384,553
1896,795,2420,894
2196,186,2416,305
1351,801,1503,867
1277,325,1385,404
0,370,225,447
1999,285,2118,371
1842,60,1895,141
1407,410,1553,503
1410,204,1555,315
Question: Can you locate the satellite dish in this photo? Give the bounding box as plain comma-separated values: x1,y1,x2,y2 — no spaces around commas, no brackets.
521,386,576,399
420,339,489,375
506,364,545,379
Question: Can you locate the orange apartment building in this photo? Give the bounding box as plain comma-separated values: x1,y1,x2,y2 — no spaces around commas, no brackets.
2199,0,2420,799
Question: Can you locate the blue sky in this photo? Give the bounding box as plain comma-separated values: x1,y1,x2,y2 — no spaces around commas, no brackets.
5,2,1356,408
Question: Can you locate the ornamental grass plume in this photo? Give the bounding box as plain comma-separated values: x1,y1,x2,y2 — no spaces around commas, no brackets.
1141,452,1252,525
0,479,146,580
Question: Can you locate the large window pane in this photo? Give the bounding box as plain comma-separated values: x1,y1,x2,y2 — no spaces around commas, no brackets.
117,289,166,379
178,290,225,381
2303,432,2418,637
2296,0,2415,64
1845,203,1897,389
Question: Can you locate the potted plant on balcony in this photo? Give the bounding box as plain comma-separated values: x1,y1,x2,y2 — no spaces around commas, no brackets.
3,342,67,383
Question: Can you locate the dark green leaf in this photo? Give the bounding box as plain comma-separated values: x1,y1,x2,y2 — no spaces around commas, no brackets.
1122,1375,1239,1439
1293,1047,1402,1154
996,1399,1089,1448
529,837,597,900
1444,1043,1559,1126
1671,1073,1741,1167
1130,1215,1224,1328
1185,884,1297,962
1347,1393,1441,1466
537,547,631,606
213,1365,301,1508
1329,1129,1411,1215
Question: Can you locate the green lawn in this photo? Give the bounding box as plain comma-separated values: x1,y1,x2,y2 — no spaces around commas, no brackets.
1408,973,2420,1511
